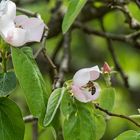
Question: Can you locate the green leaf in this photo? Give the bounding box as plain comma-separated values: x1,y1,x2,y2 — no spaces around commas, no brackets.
60,90,75,116
114,130,140,140
12,47,48,119
0,71,16,96
99,88,115,112
0,97,25,140
43,87,66,126
62,0,87,34
63,101,96,140
95,114,106,140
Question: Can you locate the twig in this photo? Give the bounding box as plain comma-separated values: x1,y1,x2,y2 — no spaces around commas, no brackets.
74,22,127,41
52,37,64,62
53,32,71,89
33,26,58,80
17,7,37,17
74,21,140,49
23,115,38,123
111,5,140,29
33,28,48,58
100,20,129,88
32,120,38,140
51,0,62,14
42,48,58,78
94,103,140,128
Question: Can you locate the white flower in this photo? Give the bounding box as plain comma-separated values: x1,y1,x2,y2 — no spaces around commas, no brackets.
71,66,101,103
0,0,45,47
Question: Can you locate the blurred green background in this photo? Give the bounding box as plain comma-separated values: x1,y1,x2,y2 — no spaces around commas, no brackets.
8,0,140,139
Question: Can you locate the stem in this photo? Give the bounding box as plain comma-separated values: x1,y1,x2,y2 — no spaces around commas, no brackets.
1,51,7,73
94,103,140,128
32,120,38,140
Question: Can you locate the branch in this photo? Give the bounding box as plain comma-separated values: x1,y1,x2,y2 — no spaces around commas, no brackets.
73,22,140,49
51,37,64,62
17,7,37,17
111,5,140,29
53,32,71,89
100,20,129,88
94,103,140,128
32,120,38,140
42,47,58,79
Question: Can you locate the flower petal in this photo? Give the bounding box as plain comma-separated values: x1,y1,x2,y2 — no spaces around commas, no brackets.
89,65,100,81
15,15,45,42
0,17,14,34
71,85,89,102
0,0,8,17
71,82,100,103
0,0,16,19
14,15,28,26
6,0,16,20
73,66,100,86
6,28,27,47
0,0,16,40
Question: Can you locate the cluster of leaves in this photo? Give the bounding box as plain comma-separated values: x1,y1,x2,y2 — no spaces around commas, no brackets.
0,45,116,140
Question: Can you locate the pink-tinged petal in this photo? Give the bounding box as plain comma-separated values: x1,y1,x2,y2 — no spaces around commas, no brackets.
73,66,100,87
15,16,45,42
71,82,100,103
89,65,100,81
0,17,14,37
6,28,27,47
71,85,89,103
0,1,16,38
27,21,44,42
0,17,15,42
14,15,28,26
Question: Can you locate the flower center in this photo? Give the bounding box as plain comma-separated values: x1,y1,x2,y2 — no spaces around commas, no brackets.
15,22,23,29
81,81,96,95
15,24,23,29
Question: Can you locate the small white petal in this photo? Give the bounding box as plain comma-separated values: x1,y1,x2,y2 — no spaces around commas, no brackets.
73,68,90,87
15,15,45,42
0,0,8,17
0,1,16,42
0,17,14,36
6,28,27,47
73,66,100,86
0,0,16,19
6,0,16,20
14,15,28,26
89,65,101,81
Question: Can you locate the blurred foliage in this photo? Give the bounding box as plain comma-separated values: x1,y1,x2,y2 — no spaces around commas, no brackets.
7,0,140,140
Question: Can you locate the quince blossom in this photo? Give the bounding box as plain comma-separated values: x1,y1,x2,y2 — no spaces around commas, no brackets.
71,66,101,103
0,0,45,47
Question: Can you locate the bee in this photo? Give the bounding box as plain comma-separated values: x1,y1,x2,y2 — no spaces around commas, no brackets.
82,81,96,95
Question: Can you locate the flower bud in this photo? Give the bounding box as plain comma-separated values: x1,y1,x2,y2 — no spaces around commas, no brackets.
102,62,111,74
